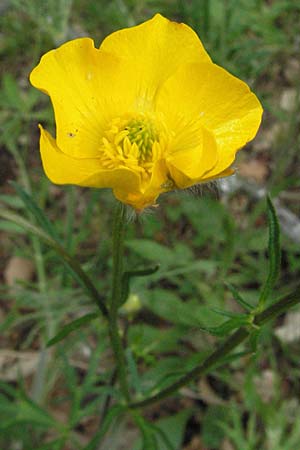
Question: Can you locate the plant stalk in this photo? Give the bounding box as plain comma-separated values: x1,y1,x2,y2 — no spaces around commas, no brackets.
108,202,130,402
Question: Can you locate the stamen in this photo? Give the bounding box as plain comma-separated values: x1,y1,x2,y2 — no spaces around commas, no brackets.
99,114,163,177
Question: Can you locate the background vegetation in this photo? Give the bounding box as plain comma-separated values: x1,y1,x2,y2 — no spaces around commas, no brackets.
1,0,300,448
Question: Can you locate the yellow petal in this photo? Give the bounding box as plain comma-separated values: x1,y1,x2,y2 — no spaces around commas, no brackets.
115,159,168,210
166,126,218,188
39,125,141,194
157,62,263,177
30,15,263,210
30,38,127,159
100,14,211,106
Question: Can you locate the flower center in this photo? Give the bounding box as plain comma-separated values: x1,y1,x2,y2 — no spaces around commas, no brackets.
125,117,158,162
100,114,163,176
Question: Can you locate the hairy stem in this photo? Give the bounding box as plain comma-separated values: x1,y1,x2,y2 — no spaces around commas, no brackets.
108,202,130,402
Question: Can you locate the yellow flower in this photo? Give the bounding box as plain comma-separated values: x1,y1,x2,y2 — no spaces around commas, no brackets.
30,14,263,211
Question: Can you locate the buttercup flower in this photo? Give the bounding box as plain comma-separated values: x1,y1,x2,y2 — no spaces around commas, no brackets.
30,14,263,210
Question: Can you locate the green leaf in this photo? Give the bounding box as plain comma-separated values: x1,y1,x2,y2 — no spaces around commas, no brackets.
132,413,158,450
142,357,187,395
128,324,184,356
211,308,248,319
258,196,281,308
4,186,89,292
153,259,217,281
125,239,176,267
83,405,125,450
0,194,25,209
0,220,25,234
4,184,86,292
2,73,23,110
143,288,223,328
225,282,253,311
132,410,191,450
46,312,99,347
202,405,229,448
80,340,107,397
154,409,191,450
202,316,251,337
217,350,254,366
150,425,175,450
0,395,60,431
0,380,18,398
0,208,107,317
126,348,142,394
120,265,159,305
11,181,59,240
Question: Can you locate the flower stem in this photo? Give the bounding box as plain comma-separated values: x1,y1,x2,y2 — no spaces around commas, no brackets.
129,287,300,409
108,202,130,402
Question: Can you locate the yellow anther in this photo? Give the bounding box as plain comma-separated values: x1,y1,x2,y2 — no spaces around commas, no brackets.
99,113,163,175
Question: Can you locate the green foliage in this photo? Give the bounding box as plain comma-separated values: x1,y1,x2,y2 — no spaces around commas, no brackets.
83,405,126,450
179,0,300,79
258,196,281,308
12,181,60,240
132,409,191,450
11,0,73,44
201,405,229,448
47,312,99,347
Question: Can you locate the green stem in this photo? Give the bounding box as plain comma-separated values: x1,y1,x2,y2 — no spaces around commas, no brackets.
254,287,300,326
108,202,130,402
129,287,300,409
